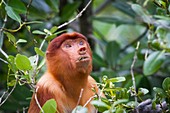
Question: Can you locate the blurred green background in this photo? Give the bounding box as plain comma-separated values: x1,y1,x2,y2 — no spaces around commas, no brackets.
0,0,170,112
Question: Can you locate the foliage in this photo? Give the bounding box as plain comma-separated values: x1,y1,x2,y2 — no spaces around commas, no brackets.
40,99,58,113
0,0,170,113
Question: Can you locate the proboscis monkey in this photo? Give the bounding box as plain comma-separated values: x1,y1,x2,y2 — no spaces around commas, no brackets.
28,32,100,113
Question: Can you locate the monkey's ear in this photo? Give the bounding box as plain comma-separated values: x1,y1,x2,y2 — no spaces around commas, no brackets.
46,51,50,59
46,51,50,55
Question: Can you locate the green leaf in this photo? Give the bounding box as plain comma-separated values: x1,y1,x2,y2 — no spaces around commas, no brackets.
7,79,16,86
44,29,51,35
143,51,165,76
50,26,58,34
91,100,110,109
162,77,170,91
151,39,161,50
4,32,16,44
131,4,151,23
46,34,57,41
131,4,145,15
153,87,166,97
112,99,128,107
8,0,26,14
45,30,67,41
29,55,37,67
72,106,88,113
116,108,125,113
16,39,27,44
60,1,81,22
15,54,32,71
37,58,45,69
44,0,59,12
108,77,126,83
93,16,134,25
5,5,21,23
34,47,45,57
112,1,135,17
138,88,149,96
93,52,107,67
40,99,57,113
8,55,17,73
32,30,46,35
105,41,120,68
156,27,168,39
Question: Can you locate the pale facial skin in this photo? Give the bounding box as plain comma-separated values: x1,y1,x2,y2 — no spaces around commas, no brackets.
61,38,92,73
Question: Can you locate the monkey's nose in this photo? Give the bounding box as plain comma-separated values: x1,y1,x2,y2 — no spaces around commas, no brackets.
78,47,86,55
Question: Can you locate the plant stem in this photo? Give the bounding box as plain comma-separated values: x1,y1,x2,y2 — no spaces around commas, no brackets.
130,42,140,105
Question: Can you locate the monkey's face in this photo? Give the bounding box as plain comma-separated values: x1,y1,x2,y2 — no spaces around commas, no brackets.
61,38,92,74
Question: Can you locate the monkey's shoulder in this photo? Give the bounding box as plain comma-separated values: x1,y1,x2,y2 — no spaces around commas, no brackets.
36,73,64,95
87,76,97,88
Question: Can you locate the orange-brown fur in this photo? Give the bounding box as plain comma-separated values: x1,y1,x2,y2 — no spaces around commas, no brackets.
28,32,99,113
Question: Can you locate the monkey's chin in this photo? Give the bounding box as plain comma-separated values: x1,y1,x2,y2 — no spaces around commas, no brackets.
76,56,91,73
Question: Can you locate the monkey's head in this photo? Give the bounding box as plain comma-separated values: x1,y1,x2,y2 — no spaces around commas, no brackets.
46,32,92,79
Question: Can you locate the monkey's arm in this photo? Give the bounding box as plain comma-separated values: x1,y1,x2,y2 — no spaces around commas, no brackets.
28,85,54,113
88,76,105,97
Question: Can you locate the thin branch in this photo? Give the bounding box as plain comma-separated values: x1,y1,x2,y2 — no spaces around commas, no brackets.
23,107,28,113
145,49,149,60
0,14,7,48
0,14,7,32
34,86,44,113
130,41,140,105
30,35,47,87
76,88,84,106
0,58,8,64
0,79,17,106
83,95,97,108
121,27,148,52
0,90,8,103
57,0,92,29
0,48,8,59
25,0,33,22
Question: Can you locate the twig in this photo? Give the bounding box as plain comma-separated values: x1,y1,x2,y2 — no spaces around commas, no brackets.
0,48,8,59
0,16,8,57
83,95,97,108
121,27,148,52
30,35,47,87
145,49,149,60
76,88,84,106
23,107,28,113
0,14,7,48
130,42,140,105
34,86,44,113
0,58,8,64
0,79,17,106
0,90,8,103
25,0,33,21
57,0,92,29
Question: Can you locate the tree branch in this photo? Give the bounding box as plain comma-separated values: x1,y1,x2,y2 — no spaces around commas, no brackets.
58,0,92,29
34,86,44,113
0,79,17,106
121,27,148,52
130,41,140,108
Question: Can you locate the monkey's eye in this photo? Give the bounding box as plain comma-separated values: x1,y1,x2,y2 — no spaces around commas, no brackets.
79,40,84,45
65,44,72,48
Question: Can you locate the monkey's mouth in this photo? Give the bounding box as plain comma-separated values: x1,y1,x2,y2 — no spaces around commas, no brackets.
77,56,89,62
